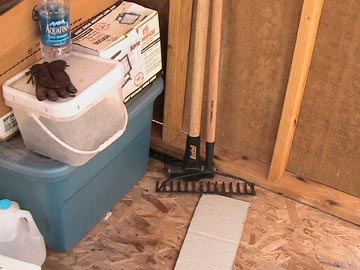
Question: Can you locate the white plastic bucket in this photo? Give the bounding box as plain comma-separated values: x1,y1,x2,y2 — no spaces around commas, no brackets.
3,52,128,166
30,110,127,155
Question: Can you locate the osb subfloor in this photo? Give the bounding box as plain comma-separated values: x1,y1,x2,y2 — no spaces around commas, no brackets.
43,159,360,270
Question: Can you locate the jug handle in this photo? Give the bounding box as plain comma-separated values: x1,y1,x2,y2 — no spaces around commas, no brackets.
16,210,42,237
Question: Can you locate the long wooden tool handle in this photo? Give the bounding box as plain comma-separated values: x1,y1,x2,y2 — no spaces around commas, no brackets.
206,0,224,144
183,0,210,168
188,0,211,137
205,0,224,169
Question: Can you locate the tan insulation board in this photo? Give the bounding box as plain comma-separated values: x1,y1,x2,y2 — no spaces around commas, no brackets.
183,0,303,163
174,195,250,270
288,0,360,197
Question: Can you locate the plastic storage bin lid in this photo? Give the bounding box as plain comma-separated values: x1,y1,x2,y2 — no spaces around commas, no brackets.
3,52,124,121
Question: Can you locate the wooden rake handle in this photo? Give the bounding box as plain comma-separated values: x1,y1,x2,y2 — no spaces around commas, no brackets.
188,0,211,138
206,0,224,144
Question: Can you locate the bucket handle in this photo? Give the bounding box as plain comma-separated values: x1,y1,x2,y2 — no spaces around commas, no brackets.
29,106,128,155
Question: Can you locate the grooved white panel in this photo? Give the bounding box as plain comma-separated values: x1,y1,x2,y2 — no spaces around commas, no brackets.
175,195,251,270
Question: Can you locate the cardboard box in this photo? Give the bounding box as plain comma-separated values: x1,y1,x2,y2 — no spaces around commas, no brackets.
72,1,162,103
0,0,120,140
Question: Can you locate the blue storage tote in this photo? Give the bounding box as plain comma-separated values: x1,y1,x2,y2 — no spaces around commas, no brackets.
0,77,163,252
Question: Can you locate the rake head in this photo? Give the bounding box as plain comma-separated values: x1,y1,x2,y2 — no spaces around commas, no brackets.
155,178,256,195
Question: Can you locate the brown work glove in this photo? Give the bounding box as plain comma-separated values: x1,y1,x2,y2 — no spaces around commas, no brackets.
28,62,66,101
27,61,77,101
47,60,77,95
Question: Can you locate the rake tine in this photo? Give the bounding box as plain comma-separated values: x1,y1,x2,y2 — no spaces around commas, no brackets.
176,180,180,192
175,180,179,192
250,183,256,195
229,182,233,194
159,180,164,192
247,182,252,194
157,181,165,192
214,182,219,193
208,181,212,193
168,181,172,192
168,180,172,192
246,184,252,195
206,182,210,193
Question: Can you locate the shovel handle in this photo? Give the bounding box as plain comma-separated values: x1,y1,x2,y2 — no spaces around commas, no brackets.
206,0,224,144
188,0,211,137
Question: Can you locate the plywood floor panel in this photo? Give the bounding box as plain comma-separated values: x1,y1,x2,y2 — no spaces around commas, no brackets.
43,159,360,270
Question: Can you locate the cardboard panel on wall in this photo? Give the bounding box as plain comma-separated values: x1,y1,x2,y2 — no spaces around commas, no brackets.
288,0,360,197
0,0,44,139
183,0,303,164
0,0,121,77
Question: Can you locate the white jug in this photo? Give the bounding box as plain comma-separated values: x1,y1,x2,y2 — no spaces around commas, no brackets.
0,199,46,266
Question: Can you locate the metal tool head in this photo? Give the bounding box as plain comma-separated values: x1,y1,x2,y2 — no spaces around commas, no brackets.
156,178,256,195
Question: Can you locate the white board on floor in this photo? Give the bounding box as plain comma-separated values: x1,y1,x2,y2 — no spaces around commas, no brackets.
174,194,251,270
